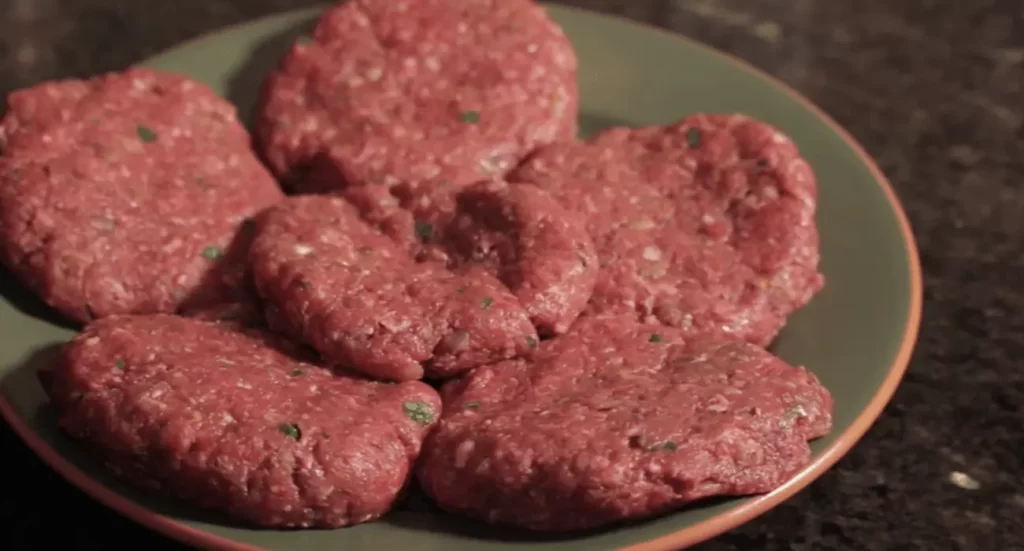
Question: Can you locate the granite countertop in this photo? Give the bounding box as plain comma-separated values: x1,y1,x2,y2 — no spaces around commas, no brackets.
1,0,1021,549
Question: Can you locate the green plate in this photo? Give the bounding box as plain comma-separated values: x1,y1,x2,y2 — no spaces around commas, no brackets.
0,4,922,551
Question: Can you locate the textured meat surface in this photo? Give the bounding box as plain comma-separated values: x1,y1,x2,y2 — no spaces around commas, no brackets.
511,114,824,345
248,195,537,381
437,181,597,335
344,181,598,335
0,69,284,323
40,315,441,528
417,315,834,532
255,0,577,199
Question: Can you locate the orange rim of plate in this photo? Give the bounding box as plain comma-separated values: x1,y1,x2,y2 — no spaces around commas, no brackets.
0,6,923,551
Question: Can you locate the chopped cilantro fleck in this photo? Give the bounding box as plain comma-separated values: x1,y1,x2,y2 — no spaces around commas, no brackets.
455,286,466,294
481,296,494,310
652,440,678,452
630,434,677,452
200,246,222,260
526,336,539,349
648,333,664,343
136,125,158,143
686,127,702,149
459,110,481,124
464,402,481,410
115,358,126,370
279,423,302,440
414,219,434,241
289,369,306,378
403,401,436,425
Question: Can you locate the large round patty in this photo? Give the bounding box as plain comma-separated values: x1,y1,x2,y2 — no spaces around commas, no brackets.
342,180,599,336
40,315,441,528
0,68,284,323
417,315,834,532
248,195,538,381
255,0,578,196
511,114,825,345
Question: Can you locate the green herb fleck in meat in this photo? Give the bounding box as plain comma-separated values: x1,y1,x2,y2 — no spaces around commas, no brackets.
648,333,665,343
481,296,494,310
650,440,678,452
630,434,677,452
403,401,436,425
455,286,466,295
136,125,158,143
414,219,434,241
115,358,126,370
464,401,481,410
686,127,702,149
526,336,539,349
279,423,302,440
459,110,481,124
201,246,222,260
289,369,306,378
756,158,769,168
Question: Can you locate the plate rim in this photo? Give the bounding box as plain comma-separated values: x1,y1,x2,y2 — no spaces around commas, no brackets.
0,4,923,551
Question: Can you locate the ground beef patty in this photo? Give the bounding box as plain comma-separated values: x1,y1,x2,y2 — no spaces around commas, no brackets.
511,114,825,346
39,315,441,528
249,195,538,381
255,0,577,197
417,315,834,532
343,181,598,335
0,69,284,323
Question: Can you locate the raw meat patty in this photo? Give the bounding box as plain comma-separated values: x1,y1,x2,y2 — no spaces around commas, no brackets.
248,195,538,381
40,314,441,528
255,0,578,199
343,180,598,335
0,68,284,323
511,114,825,345
418,315,834,532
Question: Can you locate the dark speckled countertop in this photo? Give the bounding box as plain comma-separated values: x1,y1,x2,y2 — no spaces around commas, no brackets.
1,1,1022,549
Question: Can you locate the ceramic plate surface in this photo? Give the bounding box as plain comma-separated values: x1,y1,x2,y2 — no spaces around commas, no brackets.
0,5,921,551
